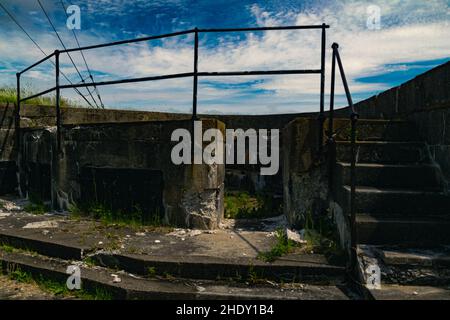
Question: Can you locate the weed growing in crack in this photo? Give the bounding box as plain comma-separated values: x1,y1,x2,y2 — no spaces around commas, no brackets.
258,228,296,262
68,202,170,231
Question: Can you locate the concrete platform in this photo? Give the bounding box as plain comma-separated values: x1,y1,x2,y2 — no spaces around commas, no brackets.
0,214,344,282
0,196,353,300
0,249,350,300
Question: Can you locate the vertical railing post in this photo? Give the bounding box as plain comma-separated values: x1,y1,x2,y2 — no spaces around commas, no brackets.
350,112,358,272
318,23,326,150
327,44,337,202
15,73,21,149
329,43,338,140
55,50,61,153
15,72,24,198
192,28,199,121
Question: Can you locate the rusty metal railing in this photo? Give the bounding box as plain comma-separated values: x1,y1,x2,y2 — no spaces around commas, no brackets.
327,42,359,271
16,24,329,154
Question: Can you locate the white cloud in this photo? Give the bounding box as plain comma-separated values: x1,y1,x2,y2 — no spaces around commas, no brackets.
1,0,449,113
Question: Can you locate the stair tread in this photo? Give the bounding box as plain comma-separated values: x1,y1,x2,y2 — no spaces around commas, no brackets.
369,284,450,300
379,246,450,266
343,185,448,195
0,249,349,300
356,214,450,223
336,141,425,145
337,162,438,169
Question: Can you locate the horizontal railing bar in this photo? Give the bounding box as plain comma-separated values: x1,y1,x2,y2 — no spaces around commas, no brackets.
19,52,55,75
20,87,56,102
57,69,321,90
59,72,194,89
60,25,329,54
61,29,196,53
198,70,321,76
199,25,329,32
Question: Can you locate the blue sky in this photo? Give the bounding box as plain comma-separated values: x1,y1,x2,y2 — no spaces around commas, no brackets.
0,0,449,114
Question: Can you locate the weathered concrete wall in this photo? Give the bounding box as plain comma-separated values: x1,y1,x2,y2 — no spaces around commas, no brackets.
0,103,17,194
1,103,315,196
60,119,224,229
20,127,54,201
336,61,450,188
282,118,328,228
20,119,225,229
0,103,314,129
0,102,16,161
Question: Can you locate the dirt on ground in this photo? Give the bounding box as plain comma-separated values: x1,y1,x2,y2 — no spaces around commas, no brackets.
0,274,57,300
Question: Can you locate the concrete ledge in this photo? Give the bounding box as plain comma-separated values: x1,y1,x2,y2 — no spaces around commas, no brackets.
0,249,350,300
92,252,345,284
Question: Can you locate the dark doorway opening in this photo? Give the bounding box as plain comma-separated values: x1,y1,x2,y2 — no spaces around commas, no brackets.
80,167,164,223
26,162,51,201
0,161,17,195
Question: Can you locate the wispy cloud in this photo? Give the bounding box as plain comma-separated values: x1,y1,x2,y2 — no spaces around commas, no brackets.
0,0,449,113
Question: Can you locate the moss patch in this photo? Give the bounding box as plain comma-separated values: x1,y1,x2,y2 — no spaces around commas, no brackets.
224,192,282,219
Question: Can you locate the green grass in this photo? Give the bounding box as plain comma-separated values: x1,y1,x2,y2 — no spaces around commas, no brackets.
0,244,16,253
4,264,112,300
24,193,50,215
0,85,84,108
224,191,282,219
147,267,157,278
258,229,296,262
258,212,345,263
69,201,170,231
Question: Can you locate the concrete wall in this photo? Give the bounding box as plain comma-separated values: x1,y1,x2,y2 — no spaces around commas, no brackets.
282,117,328,227
0,103,17,194
0,103,314,129
1,103,316,196
336,61,450,188
21,119,225,229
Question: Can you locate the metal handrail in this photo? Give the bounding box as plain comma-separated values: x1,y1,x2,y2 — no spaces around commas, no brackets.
327,43,359,271
16,24,330,153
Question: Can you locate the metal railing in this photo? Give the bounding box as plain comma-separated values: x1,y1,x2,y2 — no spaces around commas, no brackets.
16,24,329,153
327,42,359,271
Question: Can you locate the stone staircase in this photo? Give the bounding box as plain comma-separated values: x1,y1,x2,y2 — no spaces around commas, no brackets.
332,119,450,299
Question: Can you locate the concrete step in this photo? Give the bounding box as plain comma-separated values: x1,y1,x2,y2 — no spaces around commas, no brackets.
0,227,346,284
356,214,450,246
379,247,450,286
335,141,430,164
0,248,351,300
90,252,345,284
335,162,444,191
368,284,450,300
357,245,450,291
332,119,420,142
0,229,89,260
341,186,450,216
